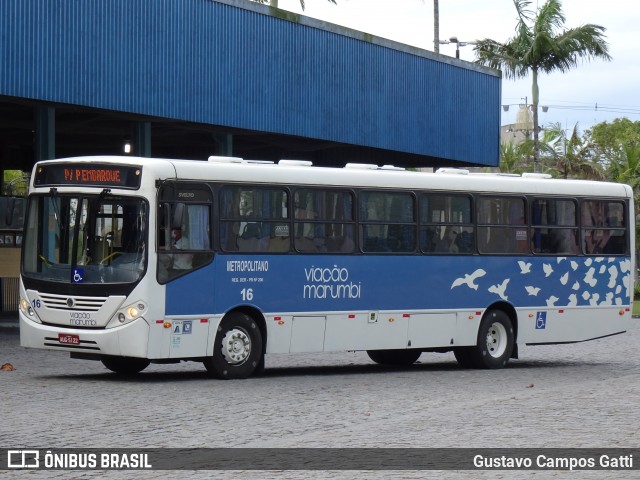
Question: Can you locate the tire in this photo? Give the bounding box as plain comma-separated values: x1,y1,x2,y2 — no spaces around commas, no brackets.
455,310,514,369
367,349,422,366
203,312,263,379
453,347,476,368
101,356,150,375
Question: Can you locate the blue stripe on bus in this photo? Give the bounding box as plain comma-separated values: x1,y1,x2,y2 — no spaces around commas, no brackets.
165,254,632,316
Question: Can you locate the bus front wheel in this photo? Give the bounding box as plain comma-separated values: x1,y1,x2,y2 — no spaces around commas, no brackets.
204,312,263,380
454,310,514,369
101,356,150,375
367,349,422,366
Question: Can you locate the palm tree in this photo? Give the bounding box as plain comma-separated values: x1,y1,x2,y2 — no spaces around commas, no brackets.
607,143,640,192
474,0,611,172
542,122,603,179
499,139,532,174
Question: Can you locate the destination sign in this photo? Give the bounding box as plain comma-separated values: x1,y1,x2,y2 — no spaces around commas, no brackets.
34,164,142,189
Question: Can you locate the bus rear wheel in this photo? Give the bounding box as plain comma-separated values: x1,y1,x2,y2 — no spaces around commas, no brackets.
204,312,263,380
454,310,514,369
101,356,150,375
367,349,422,366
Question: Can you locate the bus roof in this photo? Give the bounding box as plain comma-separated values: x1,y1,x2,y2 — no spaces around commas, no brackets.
33,155,632,199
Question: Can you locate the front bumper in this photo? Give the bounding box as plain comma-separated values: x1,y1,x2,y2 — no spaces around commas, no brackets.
19,312,151,358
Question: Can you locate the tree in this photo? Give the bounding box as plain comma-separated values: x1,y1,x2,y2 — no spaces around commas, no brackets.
252,0,336,10
499,139,533,174
586,118,640,165
2,170,29,196
607,143,640,193
474,0,611,172
541,122,603,179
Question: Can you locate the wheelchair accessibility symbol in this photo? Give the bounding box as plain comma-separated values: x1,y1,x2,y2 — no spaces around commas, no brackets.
72,268,84,283
535,311,547,330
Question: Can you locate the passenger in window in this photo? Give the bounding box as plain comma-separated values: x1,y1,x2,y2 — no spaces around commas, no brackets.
583,201,605,227
585,229,610,255
171,227,193,269
158,228,193,272
550,229,578,254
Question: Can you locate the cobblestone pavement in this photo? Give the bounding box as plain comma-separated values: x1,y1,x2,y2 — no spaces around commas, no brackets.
1,317,638,479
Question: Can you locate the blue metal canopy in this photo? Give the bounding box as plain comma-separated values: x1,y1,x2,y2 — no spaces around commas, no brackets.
0,0,501,166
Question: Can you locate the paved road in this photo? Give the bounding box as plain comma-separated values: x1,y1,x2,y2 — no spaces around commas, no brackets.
1,317,638,479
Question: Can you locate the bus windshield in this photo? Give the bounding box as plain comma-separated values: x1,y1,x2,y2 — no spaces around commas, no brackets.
22,193,147,284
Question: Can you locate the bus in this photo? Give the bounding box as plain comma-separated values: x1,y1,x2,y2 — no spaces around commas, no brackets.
19,156,635,379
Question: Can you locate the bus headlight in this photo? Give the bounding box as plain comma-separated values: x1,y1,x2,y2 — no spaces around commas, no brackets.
126,306,141,319
107,301,147,329
19,297,42,323
20,297,35,316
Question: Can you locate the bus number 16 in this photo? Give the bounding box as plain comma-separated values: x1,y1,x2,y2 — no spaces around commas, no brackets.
241,288,254,301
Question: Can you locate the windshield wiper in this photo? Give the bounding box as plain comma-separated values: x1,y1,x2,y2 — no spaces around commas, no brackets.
97,188,112,204
49,187,62,232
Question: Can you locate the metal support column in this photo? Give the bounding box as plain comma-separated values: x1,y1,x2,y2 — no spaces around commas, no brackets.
35,106,55,161
213,134,233,157
133,122,152,157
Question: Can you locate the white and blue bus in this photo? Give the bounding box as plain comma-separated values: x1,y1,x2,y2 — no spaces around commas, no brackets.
19,156,635,378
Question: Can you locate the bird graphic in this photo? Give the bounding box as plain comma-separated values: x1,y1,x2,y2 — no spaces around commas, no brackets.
543,263,554,277
568,294,578,306
608,265,619,289
488,278,510,300
546,295,559,306
572,281,580,291
557,257,567,264
560,272,569,285
450,269,486,290
525,285,540,296
584,267,597,288
603,292,614,305
517,261,532,274
620,259,631,273
570,261,579,271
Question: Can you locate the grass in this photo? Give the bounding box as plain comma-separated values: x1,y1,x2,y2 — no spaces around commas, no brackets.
634,301,640,317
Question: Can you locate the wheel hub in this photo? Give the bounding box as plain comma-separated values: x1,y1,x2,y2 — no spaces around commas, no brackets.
221,328,251,365
485,321,508,358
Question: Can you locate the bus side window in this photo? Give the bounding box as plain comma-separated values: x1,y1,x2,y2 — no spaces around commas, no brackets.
477,196,526,254
360,192,415,253
531,198,578,255
581,200,626,255
420,194,473,254
157,185,213,284
220,186,290,253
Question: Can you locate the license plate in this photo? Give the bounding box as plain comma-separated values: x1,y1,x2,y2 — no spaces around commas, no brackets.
58,334,80,345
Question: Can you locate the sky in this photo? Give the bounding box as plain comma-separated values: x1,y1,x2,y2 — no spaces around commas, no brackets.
271,0,640,133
